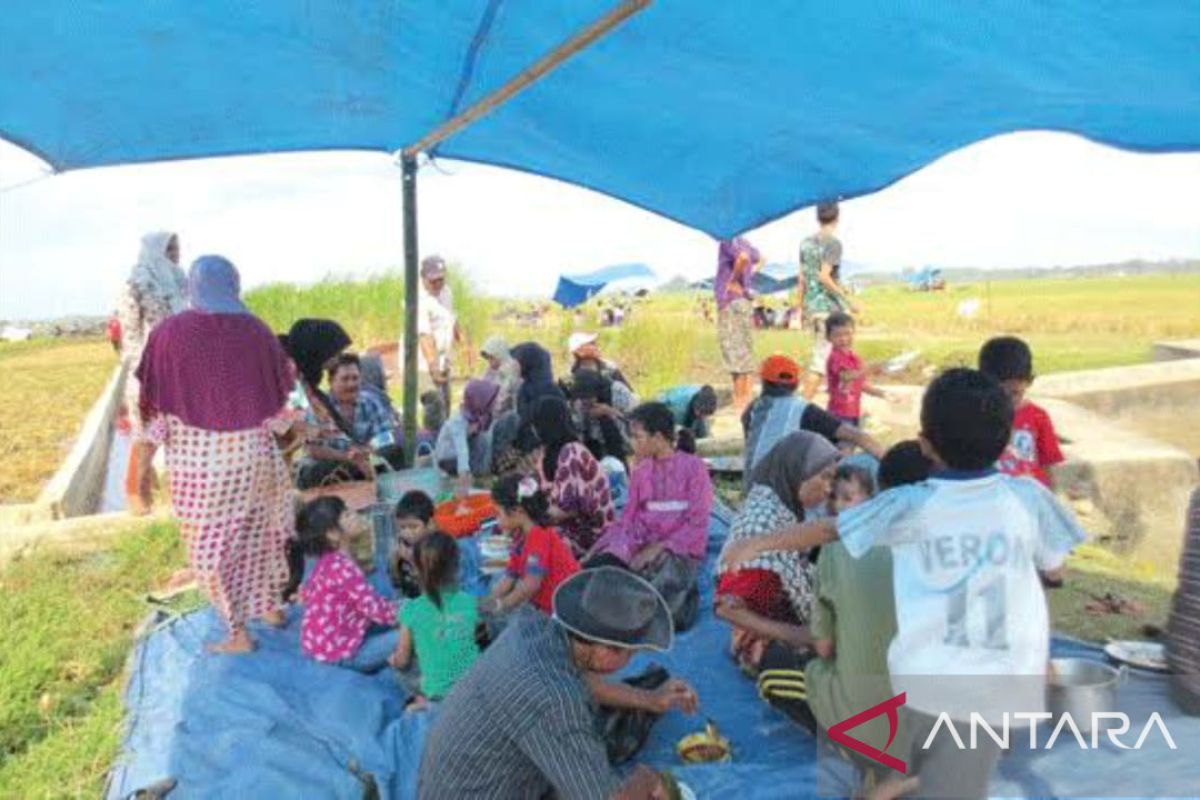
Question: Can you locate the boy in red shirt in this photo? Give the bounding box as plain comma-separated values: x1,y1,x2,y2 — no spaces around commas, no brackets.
979,336,1065,489
483,474,580,616
106,312,122,354
824,312,886,428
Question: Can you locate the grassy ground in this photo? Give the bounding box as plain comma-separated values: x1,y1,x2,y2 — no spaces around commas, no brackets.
0,522,185,798
0,339,118,504
1052,545,1175,642
246,269,493,357
246,272,1200,398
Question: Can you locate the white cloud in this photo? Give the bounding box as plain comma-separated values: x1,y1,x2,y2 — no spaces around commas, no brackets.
1,131,1197,319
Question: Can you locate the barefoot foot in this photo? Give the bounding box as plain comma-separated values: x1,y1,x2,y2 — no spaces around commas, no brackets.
163,568,195,592
206,632,256,655
405,694,431,714
127,494,151,517
260,609,287,628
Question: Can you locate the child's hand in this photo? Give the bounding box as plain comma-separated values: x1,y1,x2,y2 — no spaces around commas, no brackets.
814,639,835,660
863,775,919,800
650,679,699,715
720,539,761,571
478,596,501,615
1039,568,1065,590
387,648,404,669
590,403,618,419
405,694,431,714
631,542,667,572
347,445,371,470
455,474,472,500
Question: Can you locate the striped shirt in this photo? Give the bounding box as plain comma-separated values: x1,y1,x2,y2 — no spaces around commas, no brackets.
1168,489,1200,710
418,611,621,800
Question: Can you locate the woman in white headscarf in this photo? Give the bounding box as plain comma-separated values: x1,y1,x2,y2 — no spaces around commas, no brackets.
117,231,187,514
479,335,520,416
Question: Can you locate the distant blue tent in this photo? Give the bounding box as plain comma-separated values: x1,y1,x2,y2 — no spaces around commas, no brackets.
907,267,945,291
751,263,798,296
552,262,657,308
2,3,1199,238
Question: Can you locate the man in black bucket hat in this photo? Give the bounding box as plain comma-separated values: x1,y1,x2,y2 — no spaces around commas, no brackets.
419,568,698,800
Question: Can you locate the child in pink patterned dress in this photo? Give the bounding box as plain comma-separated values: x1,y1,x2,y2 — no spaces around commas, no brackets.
298,496,399,672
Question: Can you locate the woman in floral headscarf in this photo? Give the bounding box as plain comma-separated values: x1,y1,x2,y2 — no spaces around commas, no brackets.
528,396,615,556
435,379,501,497
714,431,839,675
118,231,188,514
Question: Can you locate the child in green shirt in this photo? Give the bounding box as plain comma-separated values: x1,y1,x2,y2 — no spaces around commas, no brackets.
757,443,930,789
390,532,480,710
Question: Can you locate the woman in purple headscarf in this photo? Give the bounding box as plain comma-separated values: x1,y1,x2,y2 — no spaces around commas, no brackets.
434,379,502,497
714,237,764,414
137,255,295,654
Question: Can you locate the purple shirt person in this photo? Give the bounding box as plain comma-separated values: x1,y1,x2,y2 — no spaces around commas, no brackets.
714,237,762,311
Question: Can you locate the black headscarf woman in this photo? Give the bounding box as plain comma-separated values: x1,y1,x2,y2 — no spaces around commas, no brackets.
713,430,840,677
286,319,352,389
749,431,840,520
511,342,564,421
569,370,628,464
528,395,581,485
284,318,358,441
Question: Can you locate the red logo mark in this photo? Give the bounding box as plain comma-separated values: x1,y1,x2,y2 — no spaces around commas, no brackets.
827,692,907,774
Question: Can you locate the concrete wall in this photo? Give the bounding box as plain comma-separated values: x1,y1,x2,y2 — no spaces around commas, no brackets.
0,366,125,528
1153,339,1200,362
1033,359,1200,418
1038,398,1197,570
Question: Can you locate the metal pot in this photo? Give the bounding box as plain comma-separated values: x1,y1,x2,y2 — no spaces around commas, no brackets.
1048,658,1126,734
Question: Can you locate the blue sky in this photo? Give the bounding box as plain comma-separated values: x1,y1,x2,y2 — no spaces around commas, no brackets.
1,131,1197,320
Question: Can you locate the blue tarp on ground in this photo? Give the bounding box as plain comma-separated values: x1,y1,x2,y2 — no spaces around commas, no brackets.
3,3,1199,237
107,508,1199,799
552,263,657,308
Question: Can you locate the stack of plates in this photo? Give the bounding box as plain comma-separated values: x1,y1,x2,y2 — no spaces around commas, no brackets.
1104,640,1168,671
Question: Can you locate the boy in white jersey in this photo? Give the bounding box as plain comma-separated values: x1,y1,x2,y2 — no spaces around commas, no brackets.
723,368,1086,798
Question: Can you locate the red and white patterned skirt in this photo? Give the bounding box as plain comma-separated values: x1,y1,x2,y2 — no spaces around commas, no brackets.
155,415,294,629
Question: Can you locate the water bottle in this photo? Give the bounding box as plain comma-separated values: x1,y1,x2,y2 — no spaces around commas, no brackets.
601,457,629,510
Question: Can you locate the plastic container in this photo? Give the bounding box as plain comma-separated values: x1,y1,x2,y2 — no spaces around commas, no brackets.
433,494,498,539
375,467,448,505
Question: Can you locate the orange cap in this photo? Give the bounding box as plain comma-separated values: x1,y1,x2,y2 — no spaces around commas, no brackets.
761,354,801,385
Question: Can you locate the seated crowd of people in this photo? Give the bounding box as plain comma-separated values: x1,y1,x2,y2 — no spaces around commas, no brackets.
127,248,1197,800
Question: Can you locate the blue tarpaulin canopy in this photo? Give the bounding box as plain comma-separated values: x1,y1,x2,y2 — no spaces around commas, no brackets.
552,262,657,308
2,2,1199,238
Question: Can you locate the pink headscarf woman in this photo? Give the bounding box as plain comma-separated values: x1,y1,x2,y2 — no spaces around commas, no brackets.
435,379,501,498
462,379,501,435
